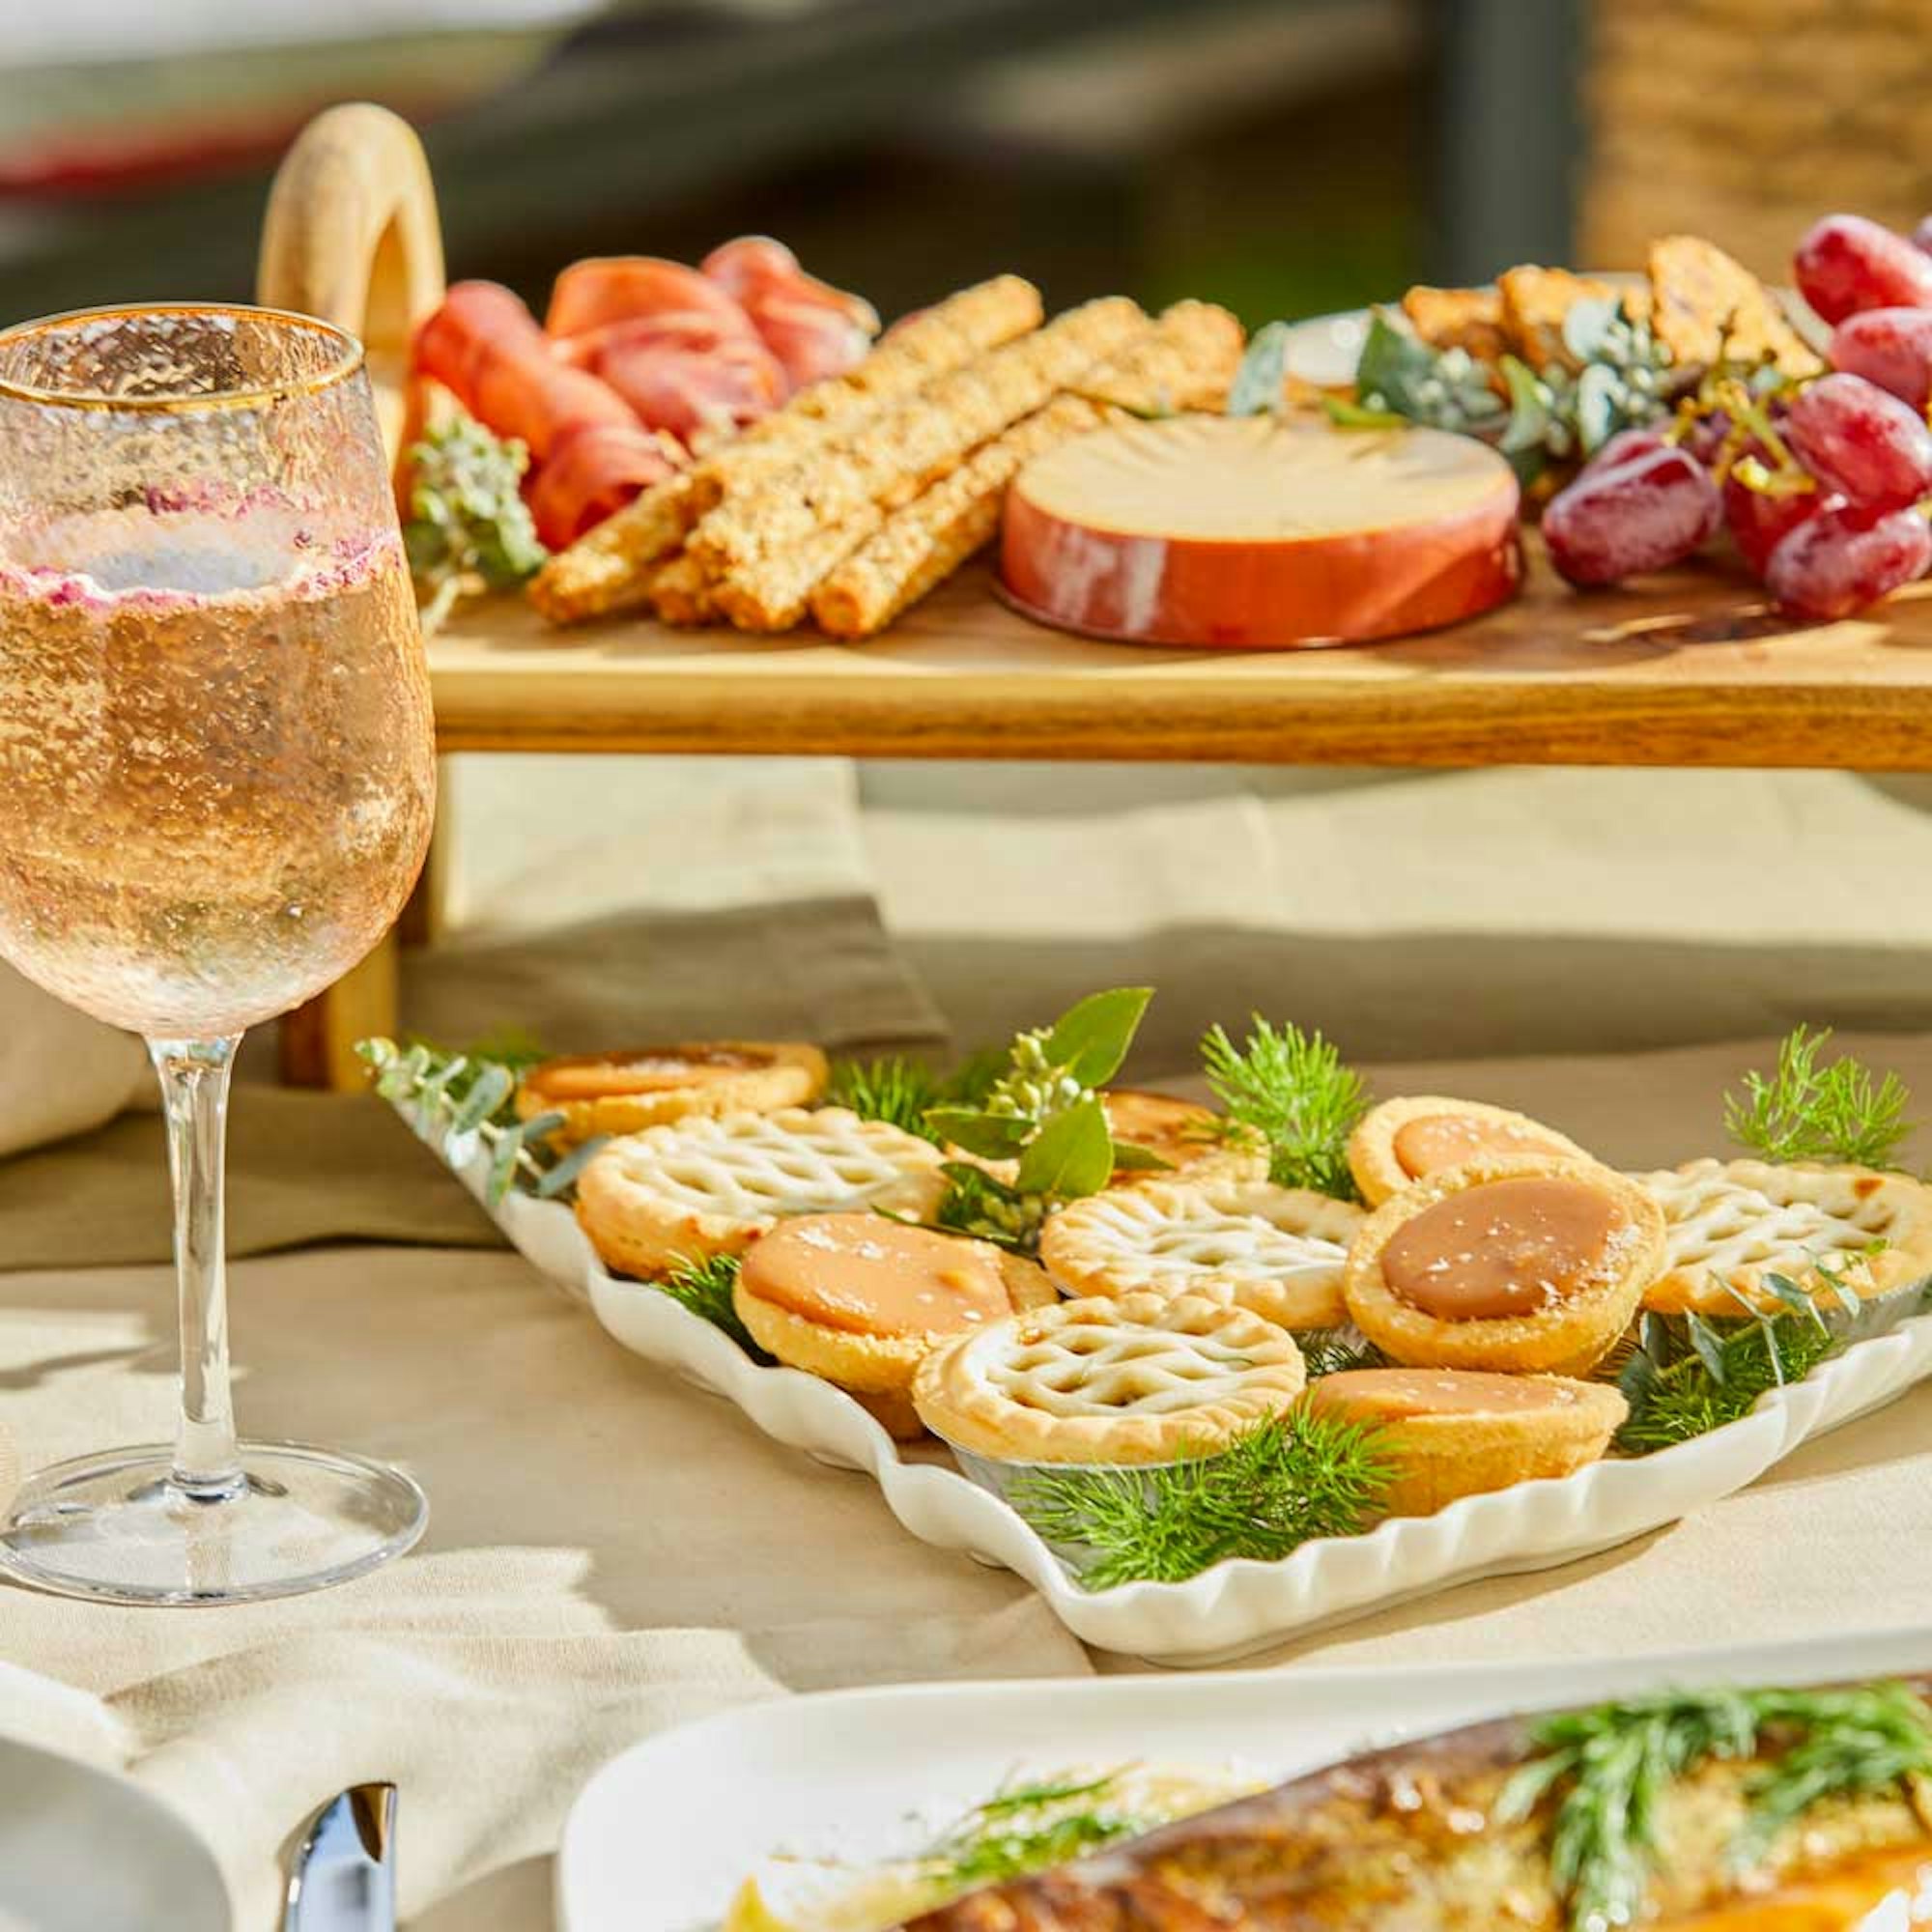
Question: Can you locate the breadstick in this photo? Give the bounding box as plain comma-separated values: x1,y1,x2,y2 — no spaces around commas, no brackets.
526,472,699,624
647,550,718,627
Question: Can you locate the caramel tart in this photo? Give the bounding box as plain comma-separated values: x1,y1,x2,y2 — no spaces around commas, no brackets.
1342,1152,1663,1375
732,1213,1055,1440
517,1039,827,1146
1302,1367,1627,1518
1349,1094,1593,1207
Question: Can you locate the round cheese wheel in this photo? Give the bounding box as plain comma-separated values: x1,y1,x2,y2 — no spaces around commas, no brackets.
1000,413,1522,648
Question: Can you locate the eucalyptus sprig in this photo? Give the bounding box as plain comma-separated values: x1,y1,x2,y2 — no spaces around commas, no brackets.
357,1035,603,1207
402,411,548,633
1009,1410,1393,1590
1498,1682,1932,1932
1201,1016,1368,1199
924,988,1162,1252
655,1252,769,1360
1724,1025,1916,1169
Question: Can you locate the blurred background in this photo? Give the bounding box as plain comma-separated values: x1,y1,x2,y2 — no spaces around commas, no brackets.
12,0,1932,1077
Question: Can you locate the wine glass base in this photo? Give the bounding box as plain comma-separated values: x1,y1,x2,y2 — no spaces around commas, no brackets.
0,1441,426,1606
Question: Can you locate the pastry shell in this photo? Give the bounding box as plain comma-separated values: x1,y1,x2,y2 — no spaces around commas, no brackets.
734,1236,1056,1440
1634,1156,1932,1316
1302,1367,1628,1519
1348,1095,1594,1208
1038,1177,1362,1329
574,1106,947,1277
1101,1089,1266,1185
517,1039,827,1146
912,1292,1306,1467
1342,1152,1664,1377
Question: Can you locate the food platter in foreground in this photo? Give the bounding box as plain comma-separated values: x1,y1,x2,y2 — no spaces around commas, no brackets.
366,1004,1932,1663
556,1627,1932,1932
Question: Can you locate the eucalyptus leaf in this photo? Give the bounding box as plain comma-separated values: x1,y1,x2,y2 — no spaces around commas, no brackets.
1573,363,1623,455
517,1109,568,1143
1322,395,1408,430
486,1123,525,1205
1015,1097,1116,1201
1042,986,1152,1089
1227,320,1292,417
420,1053,469,1100
1561,293,1621,363
451,1063,514,1134
1352,309,1440,411
537,1134,609,1198
924,1108,1031,1160
1497,355,1552,455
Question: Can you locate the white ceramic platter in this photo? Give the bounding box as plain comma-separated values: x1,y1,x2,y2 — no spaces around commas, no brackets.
401,1102,1932,1665
555,1625,1932,1932
0,1729,230,1932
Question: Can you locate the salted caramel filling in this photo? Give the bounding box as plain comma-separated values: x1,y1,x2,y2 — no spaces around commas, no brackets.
740,1213,1010,1339
533,1045,770,1098
1380,1178,1619,1321
1308,1367,1585,1422
1392,1112,1568,1179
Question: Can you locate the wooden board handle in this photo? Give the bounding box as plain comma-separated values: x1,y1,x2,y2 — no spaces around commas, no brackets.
257,102,446,464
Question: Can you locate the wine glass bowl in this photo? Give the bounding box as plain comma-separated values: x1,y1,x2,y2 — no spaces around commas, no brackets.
0,305,433,1604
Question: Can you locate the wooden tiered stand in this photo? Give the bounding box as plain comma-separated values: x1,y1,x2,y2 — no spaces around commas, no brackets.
261,105,1932,1089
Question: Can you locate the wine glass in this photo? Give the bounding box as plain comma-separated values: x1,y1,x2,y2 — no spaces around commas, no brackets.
0,304,436,1604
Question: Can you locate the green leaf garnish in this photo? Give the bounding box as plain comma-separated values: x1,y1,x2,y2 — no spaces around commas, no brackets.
923,1771,1146,1889
1498,1682,1932,1932
825,1055,949,1141
403,409,548,633
1014,1097,1116,1200
1042,987,1153,1090
1227,320,1292,417
1009,1410,1393,1590
655,1252,769,1360
1201,1016,1368,1198
356,1034,602,1208
932,1160,1045,1254
1723,1025,1915,1168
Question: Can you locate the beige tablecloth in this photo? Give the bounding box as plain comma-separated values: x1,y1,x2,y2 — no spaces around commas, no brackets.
3,1033,1932,1927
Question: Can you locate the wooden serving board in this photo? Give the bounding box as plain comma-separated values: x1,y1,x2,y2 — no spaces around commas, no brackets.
433,543,1932,770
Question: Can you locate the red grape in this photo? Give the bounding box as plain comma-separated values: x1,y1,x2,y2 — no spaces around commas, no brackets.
1829,307,1932,409
1793,213,1932,324
1765,500,1932,619
1722,473,1828,576
1544,444,1720,585
1780,372,1932,512
1588,426,1671,472
1915,213,1932,257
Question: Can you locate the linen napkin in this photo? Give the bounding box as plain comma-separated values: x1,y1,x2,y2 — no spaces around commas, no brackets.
0,960,147,1160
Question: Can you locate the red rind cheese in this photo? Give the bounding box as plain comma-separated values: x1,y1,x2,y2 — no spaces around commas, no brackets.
1000,414,1522,648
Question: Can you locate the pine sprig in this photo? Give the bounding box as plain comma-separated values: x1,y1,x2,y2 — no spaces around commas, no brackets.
1615,1269,1856,1454
357,1035,604,1207
1201,1017,1368,1199
1724,1025,1915,1169
826,1055,950,1140
1009,1411,1393,1590
1497,1682,1932,1932
656,1252,769,1360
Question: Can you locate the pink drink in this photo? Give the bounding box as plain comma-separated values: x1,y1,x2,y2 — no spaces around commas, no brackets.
0,504,434,1037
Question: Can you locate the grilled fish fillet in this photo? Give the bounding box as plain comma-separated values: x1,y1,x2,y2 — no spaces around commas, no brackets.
902,1682,1932,1931
529,274,1042,624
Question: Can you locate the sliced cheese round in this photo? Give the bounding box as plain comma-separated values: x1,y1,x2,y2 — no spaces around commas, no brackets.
1000,413,1522,648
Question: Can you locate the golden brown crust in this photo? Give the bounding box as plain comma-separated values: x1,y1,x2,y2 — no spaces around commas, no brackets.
1634,1156,1932,1315
1646,233,1823,378
1100,1088,1259,1183
1342,1152,1664,1376
913,1293,1306,1466
574,1106,947,1277
516,1040,827,1146
1040,1178,1363,1329
1497,266,1623,370
1348,1095,1595,1208
1301,1369,1628,1518
1399,285,1510,362
526,473,700,624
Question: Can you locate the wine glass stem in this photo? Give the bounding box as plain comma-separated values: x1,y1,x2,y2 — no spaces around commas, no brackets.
147,1036,244,1501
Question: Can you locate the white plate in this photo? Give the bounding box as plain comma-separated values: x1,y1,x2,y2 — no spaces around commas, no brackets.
555,1624,1932,1932
401,1101,1932,1663
0,1732,230,1932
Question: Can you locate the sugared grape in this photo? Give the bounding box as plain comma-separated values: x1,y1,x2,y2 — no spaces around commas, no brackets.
1678,411,1734,469
1829,307,1932,409
1764,500,1932,619
1543,444,1720,585
1793,213,1932,324
1589,426,1671,472
1780,371,1932,512
1722,473,1827,576
1915,213,1932,257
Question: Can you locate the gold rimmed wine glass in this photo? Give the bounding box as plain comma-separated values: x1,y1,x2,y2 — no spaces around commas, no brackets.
0,303,435,1604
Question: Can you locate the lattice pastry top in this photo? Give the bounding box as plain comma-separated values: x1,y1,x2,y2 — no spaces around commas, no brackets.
1633,1156,1932,1316
1038,1178,1364,1330
575,1106,948,1277
912,1291,1306,1465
